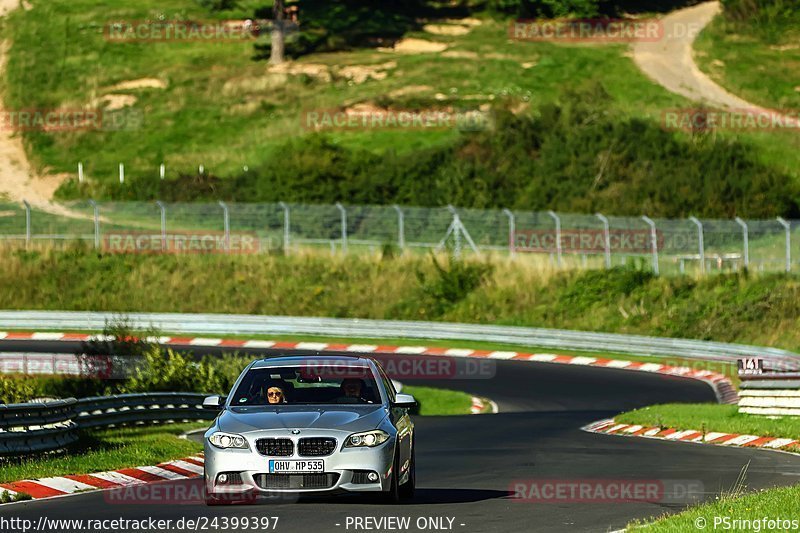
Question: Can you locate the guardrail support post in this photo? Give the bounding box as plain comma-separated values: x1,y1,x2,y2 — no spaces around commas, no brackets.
155,201,167,250
641,215,659,276
218,201,230,252
689,216,705,274
88,200,100,249
547,210,562,267
777,217,791,272
734,217,749,269
392,204,405,250
502,208,516,258
595,213,611,269
279,202,290,254
335,202,347,254
22,200,31,249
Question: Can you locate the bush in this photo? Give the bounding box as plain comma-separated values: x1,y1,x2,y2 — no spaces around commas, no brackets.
391,255,494,318
67,86,800,219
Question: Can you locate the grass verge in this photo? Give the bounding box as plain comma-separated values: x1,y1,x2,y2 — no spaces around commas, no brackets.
0,422,206,484
3,249,799,355
627,484,800,532
404,385,475,416
616,404,800,441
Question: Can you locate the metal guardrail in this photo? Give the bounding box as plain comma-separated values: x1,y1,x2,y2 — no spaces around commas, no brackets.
739,375,800,416
1,311,798,370
0,393,214,456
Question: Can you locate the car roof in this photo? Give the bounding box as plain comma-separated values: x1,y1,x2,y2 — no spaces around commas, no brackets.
250,354,373,370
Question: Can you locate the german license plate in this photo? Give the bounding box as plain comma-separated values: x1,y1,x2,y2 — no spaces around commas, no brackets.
269,460,324,473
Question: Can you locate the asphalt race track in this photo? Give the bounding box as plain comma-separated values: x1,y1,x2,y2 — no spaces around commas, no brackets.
2,340,800,532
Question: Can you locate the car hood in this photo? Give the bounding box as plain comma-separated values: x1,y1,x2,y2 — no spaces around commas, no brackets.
218,405,387,434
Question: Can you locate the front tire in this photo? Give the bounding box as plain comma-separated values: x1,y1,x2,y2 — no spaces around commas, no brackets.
399,446,415,500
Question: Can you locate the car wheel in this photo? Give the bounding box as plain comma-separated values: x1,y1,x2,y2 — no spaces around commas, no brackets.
399,446,415,500
382,450,402,504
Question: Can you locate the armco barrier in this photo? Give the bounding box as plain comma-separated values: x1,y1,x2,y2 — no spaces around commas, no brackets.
739,373,800,416
0,399,78,455
0,393,215,456
1,311,799,370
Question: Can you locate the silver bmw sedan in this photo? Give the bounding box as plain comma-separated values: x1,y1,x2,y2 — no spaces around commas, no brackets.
202,355,416,505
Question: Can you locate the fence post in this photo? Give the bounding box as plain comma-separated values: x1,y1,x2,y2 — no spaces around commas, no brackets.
119,163,125,184
547,210,562,267
159,163,165,180
23,200,31,249
155,201,167,250
88,200,100,249
777,217,791,272
595,213,611,269
218,201,230,252
502,208,516,258
278,202,290,254
335,202,348,254
447,205,462,259
78,162,84,183
688,216,705,273
641,215,659,275
392,205,405,250
734,217,749,269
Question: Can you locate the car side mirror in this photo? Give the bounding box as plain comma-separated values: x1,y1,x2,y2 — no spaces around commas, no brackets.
203,395,226,410
392,393,417,409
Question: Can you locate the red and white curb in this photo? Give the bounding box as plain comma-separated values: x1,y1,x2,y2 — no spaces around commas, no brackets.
470,396,499,414
0,455,204,501
583,419,800,454
0,331,739,404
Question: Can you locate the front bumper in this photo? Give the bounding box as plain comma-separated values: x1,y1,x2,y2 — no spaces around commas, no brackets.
204,431,395,496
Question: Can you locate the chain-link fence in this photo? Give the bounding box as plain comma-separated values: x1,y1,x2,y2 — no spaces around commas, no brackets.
1,200,797,275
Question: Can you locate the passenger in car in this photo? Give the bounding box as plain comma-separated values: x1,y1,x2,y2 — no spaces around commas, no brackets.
266,383,288,404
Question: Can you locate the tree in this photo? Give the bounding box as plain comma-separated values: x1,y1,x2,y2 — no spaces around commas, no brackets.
270,0,286,65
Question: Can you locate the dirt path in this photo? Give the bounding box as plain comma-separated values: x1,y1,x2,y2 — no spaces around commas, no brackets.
632,1,798,125
0,0,65,208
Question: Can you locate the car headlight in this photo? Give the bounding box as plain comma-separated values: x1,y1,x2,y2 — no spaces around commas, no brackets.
209,432,249,450
344,430,390,448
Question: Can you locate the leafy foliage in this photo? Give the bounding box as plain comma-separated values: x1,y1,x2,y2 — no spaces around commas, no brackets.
67,85,800,218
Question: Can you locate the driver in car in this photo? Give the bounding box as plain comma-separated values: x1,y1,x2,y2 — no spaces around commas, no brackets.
338,378,374,403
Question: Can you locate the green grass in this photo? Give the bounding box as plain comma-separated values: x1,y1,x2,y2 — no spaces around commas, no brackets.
627,484,800,532
403,385,475,416
695,13,800,113
4,0,799,196
0,422,206,484
617,404,800,441
3,248,800,353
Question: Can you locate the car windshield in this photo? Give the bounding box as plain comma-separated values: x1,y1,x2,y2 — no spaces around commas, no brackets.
230,363,382,406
